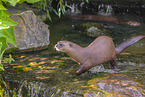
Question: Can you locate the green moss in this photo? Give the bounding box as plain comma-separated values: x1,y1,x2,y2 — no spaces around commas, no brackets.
5,48,19,54
75,22,110,37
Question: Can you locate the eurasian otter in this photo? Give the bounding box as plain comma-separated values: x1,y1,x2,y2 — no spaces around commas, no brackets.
72,15,141,26
55,35,145,75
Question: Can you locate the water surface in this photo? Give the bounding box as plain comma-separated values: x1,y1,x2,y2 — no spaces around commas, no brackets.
1,14,145,96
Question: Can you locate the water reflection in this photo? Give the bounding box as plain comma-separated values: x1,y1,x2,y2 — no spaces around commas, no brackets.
1,47,145,96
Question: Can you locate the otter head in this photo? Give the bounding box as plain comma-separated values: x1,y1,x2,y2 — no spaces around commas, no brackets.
127,20,141,26
54,41,73,52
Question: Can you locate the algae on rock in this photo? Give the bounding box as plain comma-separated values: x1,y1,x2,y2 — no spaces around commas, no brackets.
8,10,50,53
75,22,110,37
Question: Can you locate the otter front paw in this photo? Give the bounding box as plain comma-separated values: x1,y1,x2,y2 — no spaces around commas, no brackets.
76,66,90,75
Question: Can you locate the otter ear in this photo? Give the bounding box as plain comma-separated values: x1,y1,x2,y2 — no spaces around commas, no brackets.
69,44,73,47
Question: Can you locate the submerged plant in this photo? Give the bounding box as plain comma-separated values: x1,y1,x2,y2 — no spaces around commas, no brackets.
3,54,15,64
0,0,42,71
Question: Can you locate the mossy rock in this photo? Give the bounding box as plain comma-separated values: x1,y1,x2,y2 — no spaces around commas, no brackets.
75,22,110,37
5,45,48,54
85,74,145,97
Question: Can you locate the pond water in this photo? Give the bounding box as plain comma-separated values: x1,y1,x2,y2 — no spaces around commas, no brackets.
1,13,145,96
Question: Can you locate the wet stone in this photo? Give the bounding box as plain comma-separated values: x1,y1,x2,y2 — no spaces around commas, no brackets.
87,74,145,97
74,22,110,37
8,10,50,53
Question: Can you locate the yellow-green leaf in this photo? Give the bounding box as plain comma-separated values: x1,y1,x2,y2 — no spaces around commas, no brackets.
2,0,19,6
0,64,4,71
0,27,17,47
26,0,41,3
0,2,7,10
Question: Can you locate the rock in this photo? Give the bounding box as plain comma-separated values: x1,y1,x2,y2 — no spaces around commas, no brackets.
8,10,50,53
7,3,47,22
85,74,145,97
74,22,110,37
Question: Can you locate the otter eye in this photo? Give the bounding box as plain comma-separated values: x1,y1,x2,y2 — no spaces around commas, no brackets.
59,43,64,47
69,44,73,47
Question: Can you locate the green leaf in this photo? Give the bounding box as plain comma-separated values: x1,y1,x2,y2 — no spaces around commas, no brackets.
0,42,2,53
0,37,8,54
66,5,72,9
0,37,14,71
0,1,7,10
0,11,18,30
0,27,17,47
26,0,41,3
53,9,59,17
0,64,4,71
3,54,15,63
0,10,11,17
61,5,66,15
2,0,19,6
46,10,52,21
0,17,18,28
0,37,8,62
86,0,89,3
17,0,26,4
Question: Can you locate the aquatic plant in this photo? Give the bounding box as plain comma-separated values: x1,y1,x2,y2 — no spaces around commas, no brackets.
0,0,41,70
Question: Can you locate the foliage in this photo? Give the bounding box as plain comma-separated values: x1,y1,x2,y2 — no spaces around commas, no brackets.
0,0,41,71
3,54,15,64
36,0,89,21
36,0,72,21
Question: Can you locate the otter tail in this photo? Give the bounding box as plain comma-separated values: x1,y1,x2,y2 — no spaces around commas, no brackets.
115,35,145,55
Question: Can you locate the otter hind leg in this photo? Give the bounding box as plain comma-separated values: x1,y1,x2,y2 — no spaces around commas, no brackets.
110,59,117,69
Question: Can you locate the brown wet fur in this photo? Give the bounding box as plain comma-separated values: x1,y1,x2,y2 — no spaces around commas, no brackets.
55,35,145,75
72,15,141,26
55,36,116,75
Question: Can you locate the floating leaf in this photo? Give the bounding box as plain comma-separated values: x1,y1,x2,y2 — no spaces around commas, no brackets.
50,60,64,64
20,56,25,58
38,66,42,68
42,66,57,70
36,76,51,80
29,62,38,66
38,61,46,65
22,67,33,72
120,52,131,55
13,65,23,69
